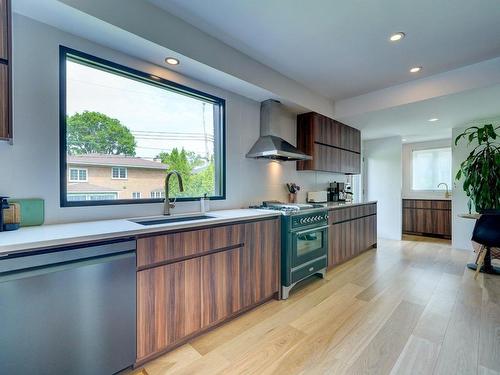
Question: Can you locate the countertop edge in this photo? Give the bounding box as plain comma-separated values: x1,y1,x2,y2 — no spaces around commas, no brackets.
324,201,377,210
0,210,281,256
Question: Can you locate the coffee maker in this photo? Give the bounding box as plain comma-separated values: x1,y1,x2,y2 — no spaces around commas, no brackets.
328,182,346,202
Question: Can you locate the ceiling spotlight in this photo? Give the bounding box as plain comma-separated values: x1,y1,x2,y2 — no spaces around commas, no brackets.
165,57,180,65
428,118,439,122
402,138,407,142
410,66,422,73
389,32,405,42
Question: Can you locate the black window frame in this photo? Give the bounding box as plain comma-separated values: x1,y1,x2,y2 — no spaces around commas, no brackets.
59,46,226,207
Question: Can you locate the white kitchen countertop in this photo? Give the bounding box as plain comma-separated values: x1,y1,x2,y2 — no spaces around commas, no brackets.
0,209,280,256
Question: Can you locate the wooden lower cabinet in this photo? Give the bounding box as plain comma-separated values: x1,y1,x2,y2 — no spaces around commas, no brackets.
328,204,377,268
402,199,451,238
136,218,280,363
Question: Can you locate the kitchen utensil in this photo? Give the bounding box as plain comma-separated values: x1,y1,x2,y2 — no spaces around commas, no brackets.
3,202,21,224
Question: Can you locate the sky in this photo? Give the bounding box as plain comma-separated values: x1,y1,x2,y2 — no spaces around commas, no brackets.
66,60,216,159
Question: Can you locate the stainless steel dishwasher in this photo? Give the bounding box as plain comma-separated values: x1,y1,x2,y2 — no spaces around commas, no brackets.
0,239,136,375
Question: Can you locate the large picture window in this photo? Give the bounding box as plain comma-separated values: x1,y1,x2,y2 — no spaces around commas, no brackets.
60,47,225,207
412,147,451,191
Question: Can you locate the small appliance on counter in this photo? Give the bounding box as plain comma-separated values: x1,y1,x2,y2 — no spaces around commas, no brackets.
307,191,328,203
344,183,354,203
328,181,346,202
251,201,329,299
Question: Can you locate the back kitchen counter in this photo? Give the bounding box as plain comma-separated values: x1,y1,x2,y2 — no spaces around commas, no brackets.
0,209,282,369
0,209,280,255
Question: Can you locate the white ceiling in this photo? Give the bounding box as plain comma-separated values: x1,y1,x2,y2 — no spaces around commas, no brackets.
149,0,500,100
340,83,500,142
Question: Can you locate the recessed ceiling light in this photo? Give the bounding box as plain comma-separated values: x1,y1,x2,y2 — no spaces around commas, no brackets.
389,32,405,42
410,66,422,73
428,118,439,122
402,138,407,142
165,57,180,66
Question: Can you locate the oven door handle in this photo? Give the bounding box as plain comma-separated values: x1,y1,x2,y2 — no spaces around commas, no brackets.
295,225,329,236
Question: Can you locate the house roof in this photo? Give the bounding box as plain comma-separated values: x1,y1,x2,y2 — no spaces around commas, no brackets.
67,183,119,193
67,154,168,170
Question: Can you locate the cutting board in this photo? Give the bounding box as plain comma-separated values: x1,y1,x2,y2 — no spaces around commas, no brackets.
8,198,45,227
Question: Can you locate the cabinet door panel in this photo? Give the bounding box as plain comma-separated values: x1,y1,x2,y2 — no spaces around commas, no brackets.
0,0,7,60
340,123,361,153
315,116,341,147
402,208,415,232
314,143,341,172
243,220,280,305
201,247,242,326
340,150,360,174
431,209,451,236
328,223,342,267
0,64,7,139
137,257,202,361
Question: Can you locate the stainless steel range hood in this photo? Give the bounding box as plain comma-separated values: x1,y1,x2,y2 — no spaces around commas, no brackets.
246,100,312,161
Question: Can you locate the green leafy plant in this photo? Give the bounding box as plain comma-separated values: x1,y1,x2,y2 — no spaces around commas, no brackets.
455,124,500,213
67,111,137,156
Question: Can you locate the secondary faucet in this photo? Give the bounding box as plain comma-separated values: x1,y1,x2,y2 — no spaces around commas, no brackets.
164,171,184,215
437,182,451,199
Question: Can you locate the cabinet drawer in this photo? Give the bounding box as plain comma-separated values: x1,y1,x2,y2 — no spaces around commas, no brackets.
291,257,327,283
137,224,244,268
365,203,377,215
431,200,451,210
328,207,351,224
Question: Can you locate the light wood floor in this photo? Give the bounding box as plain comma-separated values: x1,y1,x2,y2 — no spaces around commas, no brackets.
134,237,500,375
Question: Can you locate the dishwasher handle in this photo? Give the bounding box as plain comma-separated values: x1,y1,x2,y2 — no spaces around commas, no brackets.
0,240,136,275
0,251,135,283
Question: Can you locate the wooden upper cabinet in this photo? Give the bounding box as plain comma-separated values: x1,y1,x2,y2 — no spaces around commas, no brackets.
0,0,11,141
0,0,8,60
340,123,361,153
297,112,360,174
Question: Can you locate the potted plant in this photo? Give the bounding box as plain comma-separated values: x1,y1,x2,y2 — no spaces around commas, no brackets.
455,123,500,213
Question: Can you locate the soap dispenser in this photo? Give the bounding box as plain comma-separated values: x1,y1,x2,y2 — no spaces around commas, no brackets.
200,193,209,213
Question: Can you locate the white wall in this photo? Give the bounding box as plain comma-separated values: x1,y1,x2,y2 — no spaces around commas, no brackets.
0,15,347,224
363,137,402,240
402,139,452,200
452,118,500,250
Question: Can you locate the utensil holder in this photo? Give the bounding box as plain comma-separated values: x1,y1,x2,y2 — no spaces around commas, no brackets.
288,193,297,203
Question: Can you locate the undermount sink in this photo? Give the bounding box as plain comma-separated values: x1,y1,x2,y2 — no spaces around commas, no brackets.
130,215,215,226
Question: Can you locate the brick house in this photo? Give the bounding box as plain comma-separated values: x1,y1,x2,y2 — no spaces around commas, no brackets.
67,154,168,201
